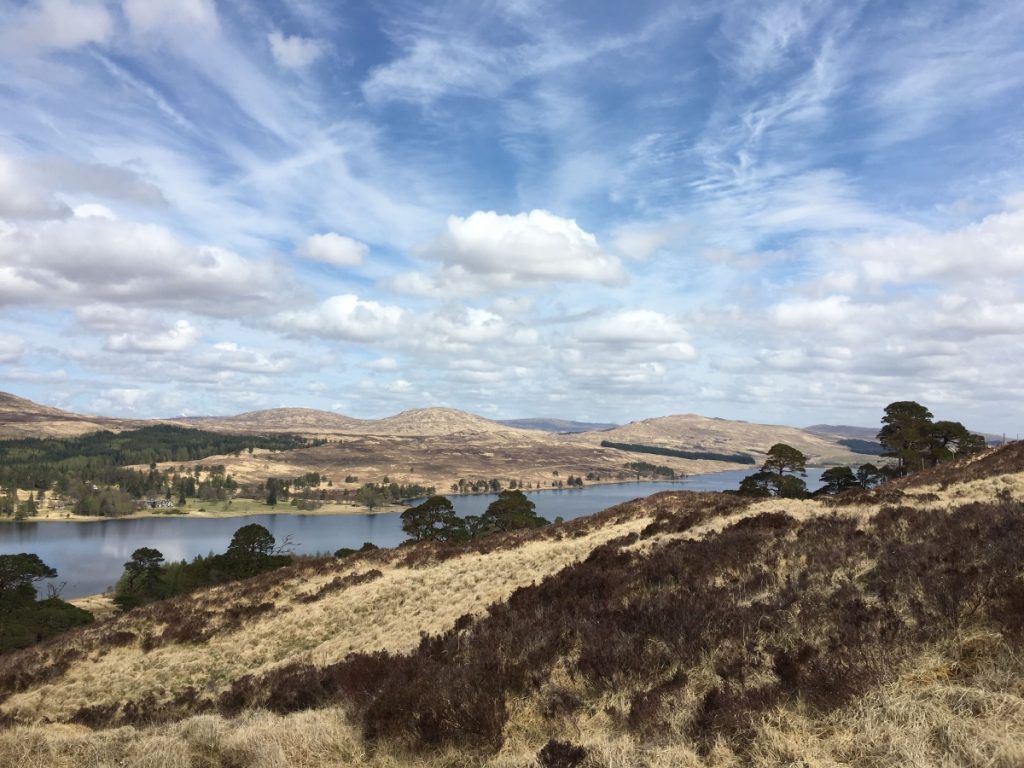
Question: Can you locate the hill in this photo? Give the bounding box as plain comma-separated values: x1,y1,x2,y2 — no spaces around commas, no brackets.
498,418,619,433
0,392,154,439
0,394,882,495
586,413,865,464
3,443,1022,767
178,407,365,436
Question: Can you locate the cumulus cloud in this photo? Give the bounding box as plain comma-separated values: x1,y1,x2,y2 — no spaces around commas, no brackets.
106,320,199,353
268,31,325,69
393,210,624,296
194,342,291,374
825,202,1024,289
575,309,697,361
0,334,25,364
274,294,404,342
0,0,111,53
295,232,367,267
0,153,166,220
0,217,286,314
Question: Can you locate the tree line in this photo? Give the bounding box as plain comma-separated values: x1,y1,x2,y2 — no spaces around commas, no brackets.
736,401,987,498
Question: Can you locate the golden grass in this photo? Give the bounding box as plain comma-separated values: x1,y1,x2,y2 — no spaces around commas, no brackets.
1,512,655,724
6,636,1022,768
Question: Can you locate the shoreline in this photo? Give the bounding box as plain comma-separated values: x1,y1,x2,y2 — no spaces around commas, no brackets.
2,468,755,526
1,500,407,524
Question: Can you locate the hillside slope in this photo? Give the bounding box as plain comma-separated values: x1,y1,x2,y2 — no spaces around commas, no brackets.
0,392,155,439
3,443,1023,767
583,413,863,464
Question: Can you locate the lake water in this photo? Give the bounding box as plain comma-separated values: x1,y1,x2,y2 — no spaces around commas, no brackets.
1,468,825,599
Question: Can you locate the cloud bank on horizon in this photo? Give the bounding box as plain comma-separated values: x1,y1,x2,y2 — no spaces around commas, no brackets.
0,0,1022,434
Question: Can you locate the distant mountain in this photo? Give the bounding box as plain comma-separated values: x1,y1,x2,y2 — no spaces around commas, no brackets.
805,424,879,441
498,418,619,433
180,406,530,437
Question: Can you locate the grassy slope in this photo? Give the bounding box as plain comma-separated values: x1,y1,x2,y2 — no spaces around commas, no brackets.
2,444,1024,767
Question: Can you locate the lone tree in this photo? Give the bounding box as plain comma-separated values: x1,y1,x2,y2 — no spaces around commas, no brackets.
113,547,166,610
819,466,860,495
738,444,809,498
0,553,57,611
401,495,467,543
227,524,276,559
763,443,808,478
479,490,549,533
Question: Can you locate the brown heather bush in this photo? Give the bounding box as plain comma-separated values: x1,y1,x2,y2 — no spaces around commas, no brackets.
228,497,1022,759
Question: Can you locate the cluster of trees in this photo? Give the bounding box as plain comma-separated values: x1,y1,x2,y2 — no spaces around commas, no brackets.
0,554,93,652
113,524,292,610
0,427,321,517
878,401,986,476
353,482,436,510
448,477,532,494
400,490,549,544
736,401,987,498
623,461,677,480
0,426,313,492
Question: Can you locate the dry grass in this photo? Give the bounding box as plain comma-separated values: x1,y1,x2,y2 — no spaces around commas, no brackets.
3,448,1024,768
1,510,655,725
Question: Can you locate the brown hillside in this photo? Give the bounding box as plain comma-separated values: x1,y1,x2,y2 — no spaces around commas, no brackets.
581,413,866,464
0,391,154,439
178,408,366,436
3,445,1024,767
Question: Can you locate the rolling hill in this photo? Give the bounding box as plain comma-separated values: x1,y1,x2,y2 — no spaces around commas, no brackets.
0,392,155,439
3,442,1022,767
0,392,882,493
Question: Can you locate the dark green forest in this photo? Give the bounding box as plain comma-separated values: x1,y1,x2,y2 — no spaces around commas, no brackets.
600,440,756,464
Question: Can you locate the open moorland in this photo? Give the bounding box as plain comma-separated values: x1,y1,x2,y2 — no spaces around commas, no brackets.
2,440,1023,767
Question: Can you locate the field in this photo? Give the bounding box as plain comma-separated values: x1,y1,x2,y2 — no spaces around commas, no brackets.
1,442,1022,767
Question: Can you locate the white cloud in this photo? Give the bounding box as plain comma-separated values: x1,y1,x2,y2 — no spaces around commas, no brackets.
362,37,506,105
268,30,325,69
367,357,398,372
295,232,367,267
274,294,404,342
121,0,219,35
826,203,1024,289
575,309,697,361
106,320,199,353
0,0,111,53
195,342,291,374
72,203,116,220
0,217,287,315
611,220,689,260
0,153,166,220
0,334,25,364
394,209,624,296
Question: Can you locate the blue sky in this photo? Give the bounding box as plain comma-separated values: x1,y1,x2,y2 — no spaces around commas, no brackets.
1,0,1023,434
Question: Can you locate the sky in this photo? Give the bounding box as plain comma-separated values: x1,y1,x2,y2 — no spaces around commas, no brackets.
0,0,1022,434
